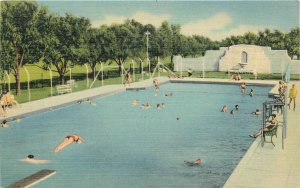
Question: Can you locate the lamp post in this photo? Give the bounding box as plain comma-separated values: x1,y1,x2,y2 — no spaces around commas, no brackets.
145,30,150,73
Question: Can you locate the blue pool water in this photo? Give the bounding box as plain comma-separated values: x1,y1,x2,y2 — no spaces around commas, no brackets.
0,83,272,188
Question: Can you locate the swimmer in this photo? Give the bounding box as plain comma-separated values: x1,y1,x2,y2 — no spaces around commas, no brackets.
21,155,49,164
176,117,180,120
1,120,9,128
221,105,228,112
230,110,235,114
184,158,202,166
132,99,139,106
251,109,261,115
141,104,145,109
164,93,173,97
145,102,151,109
161,103,165,108
86,98,94,105
77,100,83,104
156,103,161,109
240,82,246,95
235,105,240,110
249,89,254,97
54,134,85,153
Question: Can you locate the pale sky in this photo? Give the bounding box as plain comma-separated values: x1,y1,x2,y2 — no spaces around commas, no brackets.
38,1,300,40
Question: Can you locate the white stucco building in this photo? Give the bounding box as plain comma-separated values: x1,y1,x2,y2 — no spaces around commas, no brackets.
173,45,300,74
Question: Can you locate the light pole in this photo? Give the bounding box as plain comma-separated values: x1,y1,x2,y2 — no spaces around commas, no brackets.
145,30,150,73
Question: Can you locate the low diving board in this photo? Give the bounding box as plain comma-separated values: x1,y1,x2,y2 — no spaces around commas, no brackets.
126,87,146,91
7,169,56,188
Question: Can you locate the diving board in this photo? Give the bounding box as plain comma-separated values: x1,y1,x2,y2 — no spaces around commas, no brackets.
7,169,56,188
126,87,146,91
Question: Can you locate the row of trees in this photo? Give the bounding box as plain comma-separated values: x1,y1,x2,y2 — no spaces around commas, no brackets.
1,1,299,95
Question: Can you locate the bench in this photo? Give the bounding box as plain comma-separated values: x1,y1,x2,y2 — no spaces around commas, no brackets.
56,84,72,95
263,124,279,146
66,79,78,88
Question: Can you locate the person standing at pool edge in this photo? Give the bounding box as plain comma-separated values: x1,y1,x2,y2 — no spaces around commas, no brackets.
288,84,298,110
54,134,85,153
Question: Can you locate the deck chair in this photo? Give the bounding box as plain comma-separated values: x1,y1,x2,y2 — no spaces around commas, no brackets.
263,123,279,146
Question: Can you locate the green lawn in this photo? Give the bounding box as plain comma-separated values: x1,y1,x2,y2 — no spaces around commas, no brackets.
1,58,299,103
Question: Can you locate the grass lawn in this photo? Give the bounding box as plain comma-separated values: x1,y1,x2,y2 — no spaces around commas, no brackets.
1,58,299,103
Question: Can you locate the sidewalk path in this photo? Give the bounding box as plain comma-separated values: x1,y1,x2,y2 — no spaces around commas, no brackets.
224,82,300,188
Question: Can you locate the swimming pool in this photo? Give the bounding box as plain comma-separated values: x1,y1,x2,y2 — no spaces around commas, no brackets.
0,83,272,187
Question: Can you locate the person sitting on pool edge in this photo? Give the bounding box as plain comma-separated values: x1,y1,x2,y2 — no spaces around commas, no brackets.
54,134,85,153
249,114,278,138
184,158,202,166
21,155,49,164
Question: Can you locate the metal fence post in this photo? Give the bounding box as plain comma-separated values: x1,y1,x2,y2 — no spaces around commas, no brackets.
84,64,89,88
48,66,53,96
23,67,31,102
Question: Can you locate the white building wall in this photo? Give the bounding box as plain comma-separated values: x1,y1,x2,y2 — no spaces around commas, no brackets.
218,45,271,73
173,45,299,74
290,60,300,74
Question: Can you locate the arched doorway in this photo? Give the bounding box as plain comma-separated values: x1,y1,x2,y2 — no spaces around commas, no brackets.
241,51,248,64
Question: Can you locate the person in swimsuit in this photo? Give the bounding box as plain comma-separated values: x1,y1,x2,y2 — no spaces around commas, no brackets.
184,158,202,166
249,114,278,138
54,134,85,153
21,155,49,164
249,89,254,97
251,109,261,115
240,82,246,95
153,79,159,96
132,99,139,106
1,120,9,128
221,105,228,112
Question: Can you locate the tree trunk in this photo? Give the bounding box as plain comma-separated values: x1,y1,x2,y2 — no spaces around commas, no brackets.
118,65,122,76
14,72,21,95
59,74,65,84
139,61,142,74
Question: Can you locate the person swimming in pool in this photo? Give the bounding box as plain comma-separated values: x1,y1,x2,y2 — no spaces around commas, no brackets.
1,120,9,128
251,109,261,115
54,134,85,153
235,105,240,110
132,99,139,106
240,82,246,95
21,155,49,164
156,103,161,109
184,158,202,166
221,105,228,112
230,109,235,114
249,89,254,97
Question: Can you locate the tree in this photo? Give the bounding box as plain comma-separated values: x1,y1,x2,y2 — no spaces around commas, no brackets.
285,28,300,59
107,20,141,75
149,21,173,63
42,14,91,84
82,28,110,79
1,1,47,94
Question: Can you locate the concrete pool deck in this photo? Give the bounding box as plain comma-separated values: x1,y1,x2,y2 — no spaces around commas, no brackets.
1,77,299,188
